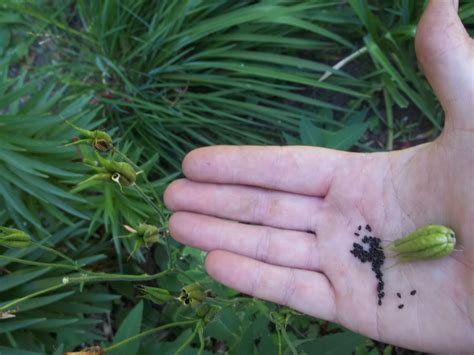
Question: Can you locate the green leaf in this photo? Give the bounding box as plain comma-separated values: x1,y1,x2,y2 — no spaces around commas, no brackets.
109,301,144,355
1,291,75,313
0,318,46,333
0,346,44,355
0,267,50,293
300,118,323,146
298,331,365,354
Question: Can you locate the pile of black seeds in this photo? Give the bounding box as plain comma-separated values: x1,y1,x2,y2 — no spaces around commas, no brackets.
350,224,386,306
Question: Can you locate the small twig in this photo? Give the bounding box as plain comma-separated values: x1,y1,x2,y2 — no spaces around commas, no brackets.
319,46,368,82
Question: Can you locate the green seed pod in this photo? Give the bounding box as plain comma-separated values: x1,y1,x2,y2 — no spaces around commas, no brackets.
0,227,32,249
136,224,160,246
179,284,206,307
140,286,173,305
92,131,113,152
96,154,137,186
65,120,113,152
388,225,456,262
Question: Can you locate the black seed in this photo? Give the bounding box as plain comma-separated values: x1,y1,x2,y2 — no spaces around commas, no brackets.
378,299,382,306
362,236,369,243
379,292,385,298
397,292,401,298
398,304,404,309
358,225,362,231
377,283,383,292
354,232,360,237
410,290,417,296
366,224,372,232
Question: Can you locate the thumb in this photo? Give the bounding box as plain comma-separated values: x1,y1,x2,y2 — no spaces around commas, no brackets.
415,0,473,126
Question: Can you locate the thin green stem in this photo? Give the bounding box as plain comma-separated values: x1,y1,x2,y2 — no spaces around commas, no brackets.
132,183,166,223
165,236,172,269
175,321,202,354
0,270,169,311
280,326,298,355
276,327,282,355
198,327,205,355
0,255,76,270
0,282,65,311
114,148,166,223
32,242,82,269
6,332,17,348
103,319,200,352
384,88,394,151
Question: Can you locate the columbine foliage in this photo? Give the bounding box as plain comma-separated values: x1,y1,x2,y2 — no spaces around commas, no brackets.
1,0,473,354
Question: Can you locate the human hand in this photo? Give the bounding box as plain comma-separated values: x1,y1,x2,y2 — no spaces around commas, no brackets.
164,0,474,352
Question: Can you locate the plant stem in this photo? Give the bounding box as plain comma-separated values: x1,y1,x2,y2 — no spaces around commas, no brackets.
115,148,163,207
32,242,82,269
384,88,394,151
0,282,65,311
175,321,202,354
276,327,282,355
280,326,298,355
132,183,166,223
0,255,75,270
319,46,368,82
103,319,200,352
198,326,205,355
0,270,169,311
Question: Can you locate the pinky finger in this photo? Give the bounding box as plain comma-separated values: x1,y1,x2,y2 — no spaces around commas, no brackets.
205,250,336,322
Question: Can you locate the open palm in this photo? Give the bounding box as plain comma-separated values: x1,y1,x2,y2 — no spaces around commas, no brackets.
164,1,474,353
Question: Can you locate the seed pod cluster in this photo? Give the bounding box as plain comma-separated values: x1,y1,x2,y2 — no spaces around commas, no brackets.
388,225,456,262
0,227,32,249
75,153,138,192
120,224,161,259
135,224,160,246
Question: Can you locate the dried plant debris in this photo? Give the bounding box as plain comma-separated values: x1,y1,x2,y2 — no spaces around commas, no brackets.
350,224,386,306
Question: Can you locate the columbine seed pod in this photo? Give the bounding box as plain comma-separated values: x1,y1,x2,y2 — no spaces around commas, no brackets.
179,284,206,307
97,155,137,186
388,225,456,262
136,224,160,247
0,227,32,249
65,120,113,152
91,131,113,152
140,286,173,305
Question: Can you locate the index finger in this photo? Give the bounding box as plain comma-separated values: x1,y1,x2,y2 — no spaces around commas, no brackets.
182,145,352,196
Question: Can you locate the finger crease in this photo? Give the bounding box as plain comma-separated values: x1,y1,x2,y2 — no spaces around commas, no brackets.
280,269,297,307
255,227,271,263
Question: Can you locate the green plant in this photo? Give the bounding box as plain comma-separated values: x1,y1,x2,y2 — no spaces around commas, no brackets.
2,0,472,353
